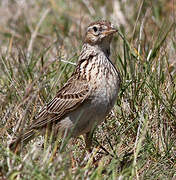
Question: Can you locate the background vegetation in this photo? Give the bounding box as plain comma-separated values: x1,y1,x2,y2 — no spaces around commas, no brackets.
0,0,176,179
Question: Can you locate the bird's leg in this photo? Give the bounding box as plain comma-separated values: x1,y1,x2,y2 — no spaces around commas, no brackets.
85,130,101,167
85,131,94,152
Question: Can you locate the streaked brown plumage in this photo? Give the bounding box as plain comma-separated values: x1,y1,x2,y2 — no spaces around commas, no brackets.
10,20,121,152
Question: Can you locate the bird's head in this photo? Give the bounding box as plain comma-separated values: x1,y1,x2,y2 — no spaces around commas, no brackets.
85,20,117,44
84,20,117,56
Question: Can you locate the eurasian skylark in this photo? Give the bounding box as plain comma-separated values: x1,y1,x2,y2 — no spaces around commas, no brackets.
10,20,121,152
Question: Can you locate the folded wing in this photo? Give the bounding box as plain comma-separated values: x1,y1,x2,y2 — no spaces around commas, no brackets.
31,76,90,129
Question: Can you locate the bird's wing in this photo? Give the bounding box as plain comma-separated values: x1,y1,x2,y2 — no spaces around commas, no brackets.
31,75,90,129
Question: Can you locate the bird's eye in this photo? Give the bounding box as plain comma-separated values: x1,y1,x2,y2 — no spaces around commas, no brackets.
93,26,98,32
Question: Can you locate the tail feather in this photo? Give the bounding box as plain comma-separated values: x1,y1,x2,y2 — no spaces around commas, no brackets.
9,129,39,153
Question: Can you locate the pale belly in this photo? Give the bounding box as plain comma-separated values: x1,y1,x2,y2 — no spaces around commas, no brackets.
59,73,120,137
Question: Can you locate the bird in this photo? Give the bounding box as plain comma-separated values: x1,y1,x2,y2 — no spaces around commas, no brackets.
10,20,121,153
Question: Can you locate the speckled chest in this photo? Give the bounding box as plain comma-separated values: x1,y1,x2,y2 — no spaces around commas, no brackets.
87,53,120,115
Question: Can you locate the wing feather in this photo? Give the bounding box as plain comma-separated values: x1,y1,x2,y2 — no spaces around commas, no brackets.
31,76,90,129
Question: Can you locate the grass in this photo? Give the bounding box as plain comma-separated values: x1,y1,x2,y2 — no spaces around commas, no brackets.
0,0,176,179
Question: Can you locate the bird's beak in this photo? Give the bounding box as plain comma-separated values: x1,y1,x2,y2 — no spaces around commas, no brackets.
104,28,118,36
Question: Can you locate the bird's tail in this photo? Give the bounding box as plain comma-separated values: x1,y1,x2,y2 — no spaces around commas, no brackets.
9,129,39,153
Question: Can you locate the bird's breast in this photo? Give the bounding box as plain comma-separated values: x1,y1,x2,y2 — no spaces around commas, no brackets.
85,54,120,114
